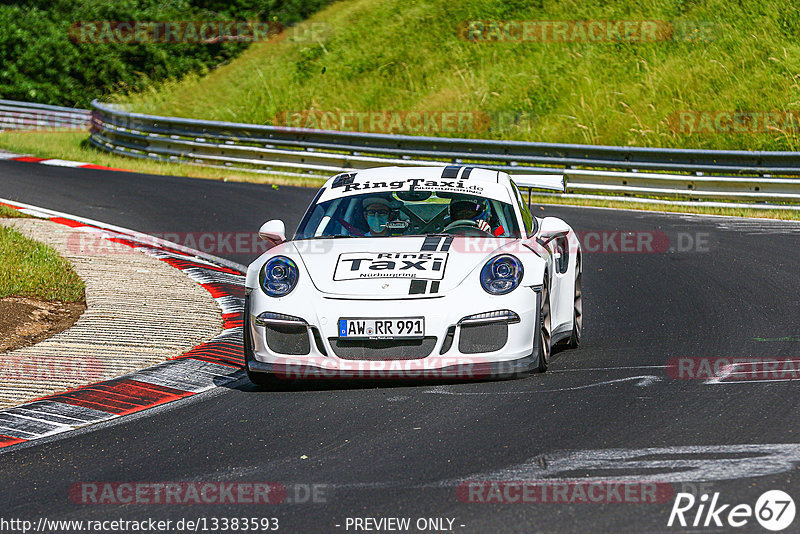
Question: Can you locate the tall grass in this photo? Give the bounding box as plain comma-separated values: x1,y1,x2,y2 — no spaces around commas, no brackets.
117,0,800,151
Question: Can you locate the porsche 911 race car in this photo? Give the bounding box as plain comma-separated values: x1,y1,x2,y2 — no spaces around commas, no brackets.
244,165,582,383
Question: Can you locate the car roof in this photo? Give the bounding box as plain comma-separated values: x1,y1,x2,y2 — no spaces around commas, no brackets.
322,166,506,188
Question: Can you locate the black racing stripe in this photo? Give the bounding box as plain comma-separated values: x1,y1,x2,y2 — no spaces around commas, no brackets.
440,236,453,251
429,281,440,294
461,167,473,180
441,165,461,179
409,279,428,295
421,235,441,251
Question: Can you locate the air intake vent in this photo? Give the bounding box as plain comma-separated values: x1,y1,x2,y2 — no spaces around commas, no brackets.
458,323,508,354
265,324,311,355
329,337,437,360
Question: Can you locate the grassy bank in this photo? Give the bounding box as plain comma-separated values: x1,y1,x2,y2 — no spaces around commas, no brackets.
528,195,800,221
116,0,800,151
0,225,85,302
0,206,30,218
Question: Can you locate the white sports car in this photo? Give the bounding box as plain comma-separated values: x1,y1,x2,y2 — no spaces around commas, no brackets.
244,166,582,383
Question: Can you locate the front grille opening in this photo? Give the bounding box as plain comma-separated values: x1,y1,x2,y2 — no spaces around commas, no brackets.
329,337,438,360
310,326,328,356
458,323,508,354
440,326,456,355
265,324,310,355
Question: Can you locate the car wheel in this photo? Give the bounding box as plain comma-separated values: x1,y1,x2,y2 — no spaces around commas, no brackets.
535,273,552,372
567,257,582,348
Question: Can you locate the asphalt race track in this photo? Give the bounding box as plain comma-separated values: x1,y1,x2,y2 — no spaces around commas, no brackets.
1,160,800,533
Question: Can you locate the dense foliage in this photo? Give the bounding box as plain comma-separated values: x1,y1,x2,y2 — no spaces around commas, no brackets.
0,0,329,107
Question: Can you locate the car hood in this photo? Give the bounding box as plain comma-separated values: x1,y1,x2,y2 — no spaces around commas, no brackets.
291,236,518,298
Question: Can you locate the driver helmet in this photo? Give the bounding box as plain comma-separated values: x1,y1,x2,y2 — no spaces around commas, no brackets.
449,199,484,222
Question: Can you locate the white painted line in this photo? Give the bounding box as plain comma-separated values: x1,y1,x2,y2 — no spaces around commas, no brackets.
707,378,800,384
16,208,56,218
0,415,63,439
551,365,668,373
425,375,661,395
39,158,88,167
442,443,800,484
704,359,800,384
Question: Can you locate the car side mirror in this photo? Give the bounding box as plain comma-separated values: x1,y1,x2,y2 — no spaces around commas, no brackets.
536,217,570,245
259,220,286,244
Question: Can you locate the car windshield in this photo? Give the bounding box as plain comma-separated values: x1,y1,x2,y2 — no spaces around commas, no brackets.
295,190,521,239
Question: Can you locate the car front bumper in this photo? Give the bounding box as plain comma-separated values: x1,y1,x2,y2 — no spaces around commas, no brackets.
244,284,542,380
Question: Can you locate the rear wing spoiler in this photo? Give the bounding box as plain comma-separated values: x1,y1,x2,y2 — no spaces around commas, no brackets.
510,174,566,193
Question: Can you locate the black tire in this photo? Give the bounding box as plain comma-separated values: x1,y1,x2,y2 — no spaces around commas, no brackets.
567,257,583,349
535,273,552,372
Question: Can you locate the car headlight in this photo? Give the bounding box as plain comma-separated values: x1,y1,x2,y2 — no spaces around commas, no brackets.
260,256,299,297
480,255,523,295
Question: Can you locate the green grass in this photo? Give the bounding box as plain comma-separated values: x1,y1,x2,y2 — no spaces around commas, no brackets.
0,205,30,218
528,194,800,220
0,225,85,302
115,0,800,151
0,131,325,188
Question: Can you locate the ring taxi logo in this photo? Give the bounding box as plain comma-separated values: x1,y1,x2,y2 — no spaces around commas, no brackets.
333,252,448,281
668,490,795,531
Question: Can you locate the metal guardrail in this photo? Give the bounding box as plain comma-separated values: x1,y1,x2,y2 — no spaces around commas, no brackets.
88,100,800,176
3,98,800,208
0,99,90,131
86,100,800,208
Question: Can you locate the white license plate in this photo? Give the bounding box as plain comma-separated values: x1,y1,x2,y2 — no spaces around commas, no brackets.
338,317,425,339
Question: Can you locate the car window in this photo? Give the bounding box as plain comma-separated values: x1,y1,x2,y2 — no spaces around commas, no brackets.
294,190,521,238
511,181,535,236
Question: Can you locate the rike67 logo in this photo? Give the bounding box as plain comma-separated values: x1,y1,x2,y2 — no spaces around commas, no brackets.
668,490,795,531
